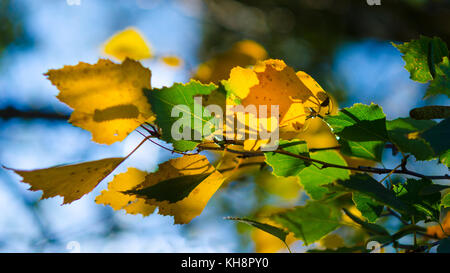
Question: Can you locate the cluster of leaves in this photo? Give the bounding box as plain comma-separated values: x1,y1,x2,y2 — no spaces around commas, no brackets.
4,30,450,252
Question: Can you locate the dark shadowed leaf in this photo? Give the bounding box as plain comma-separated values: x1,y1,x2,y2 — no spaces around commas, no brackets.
387,118,436,161
224,217,288,243
352,192,384,223
272,201,341,245
343,208,390,236
335,174,413,215
437,237,450,253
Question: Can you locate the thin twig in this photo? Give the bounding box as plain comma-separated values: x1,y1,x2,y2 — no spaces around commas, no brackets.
197,144,450,180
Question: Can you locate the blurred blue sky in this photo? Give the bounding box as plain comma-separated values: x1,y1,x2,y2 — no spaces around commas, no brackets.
0,0,448,252
0,0,241,253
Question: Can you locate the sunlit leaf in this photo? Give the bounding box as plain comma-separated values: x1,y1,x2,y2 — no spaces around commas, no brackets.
129,155,224,224
295,118,339,149
46,58,153,144
145,80,217,151
443,192,450,208
427,212,450,239
103,27,152,61
223,59,328,133
392,35,448,83
95,167,156,216
297,150,350,200
5,157,125,204
264,140,310,177
325,103,389,142
339,139,384,162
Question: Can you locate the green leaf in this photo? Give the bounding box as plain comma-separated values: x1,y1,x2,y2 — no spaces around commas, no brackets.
437,237,450,253
339,139,384,162
335,174,413,215
264,140,310,177
418,184,450,196
386,118,436,161
394,179,441,221
440,149,450,167
224,217,288,243
343,208,390,236
352,192,384,223
126,173,212,203
392,36,449,83
442,192,450,208
272,201,341,245
426,57,450,98
325,103,389,142
145,80,218,151
422,118,450,156
297,150,350,200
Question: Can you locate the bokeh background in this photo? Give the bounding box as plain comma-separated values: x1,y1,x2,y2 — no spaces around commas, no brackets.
0,0,449,252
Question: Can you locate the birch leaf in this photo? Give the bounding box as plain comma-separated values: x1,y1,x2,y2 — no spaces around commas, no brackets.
46,58,154,144
223,59,323,133
5,157,125,204
128,155,224,224
95,167,156,216
103,27,152,61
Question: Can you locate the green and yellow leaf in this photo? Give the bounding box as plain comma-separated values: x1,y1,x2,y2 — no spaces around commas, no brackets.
128,155,224,224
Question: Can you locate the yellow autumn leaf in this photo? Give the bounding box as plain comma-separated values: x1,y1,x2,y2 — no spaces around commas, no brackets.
132,155,225,224
427,211,450,239
223,59,330,135
342,205,364,226
296,71,332,113
95,167,156,216
250,218,297,253
254,170,301,201
5,157,125,204
103,27,152,61
194,40,267,84
46,58,154,144
295,118,339,149
161,56,183,67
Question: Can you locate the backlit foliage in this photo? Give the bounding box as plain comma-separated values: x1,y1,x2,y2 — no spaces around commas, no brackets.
5,30,450,253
